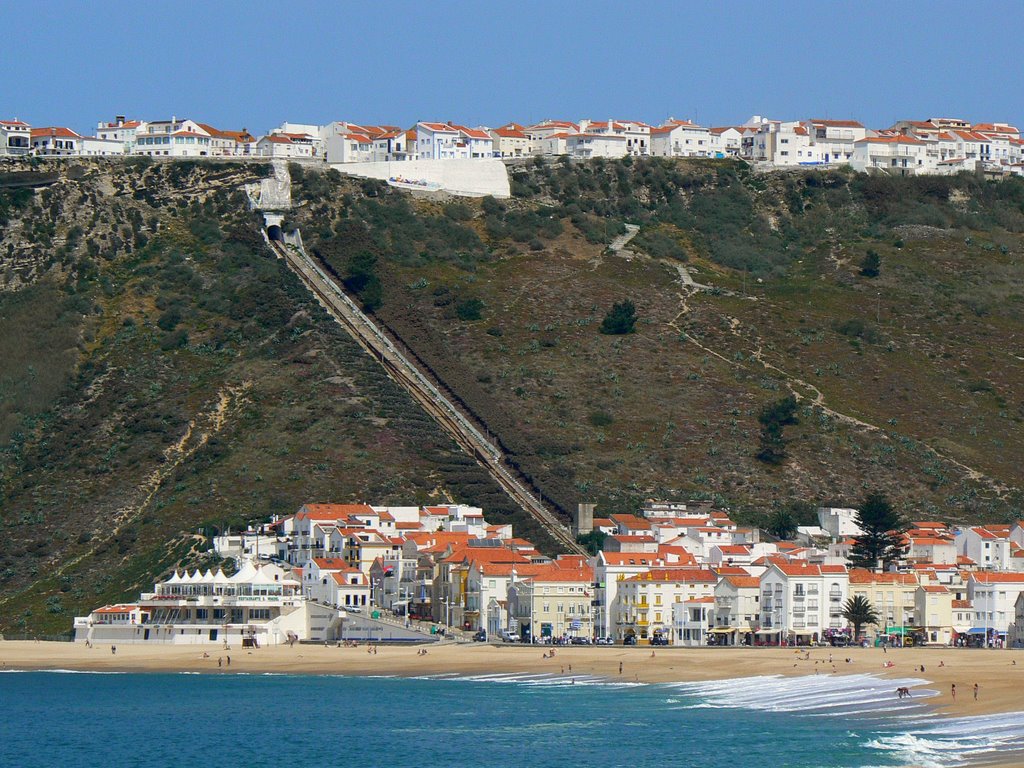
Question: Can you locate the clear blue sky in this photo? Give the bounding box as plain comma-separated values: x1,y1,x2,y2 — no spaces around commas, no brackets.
5,0,1021,135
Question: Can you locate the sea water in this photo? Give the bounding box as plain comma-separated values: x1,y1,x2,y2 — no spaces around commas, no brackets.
0,670,1019,767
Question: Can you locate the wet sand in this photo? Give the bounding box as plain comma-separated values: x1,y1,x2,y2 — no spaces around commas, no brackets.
2,640,1020,718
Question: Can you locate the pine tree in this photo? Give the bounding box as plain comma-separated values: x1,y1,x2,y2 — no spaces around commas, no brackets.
848,492,906,571
599,299,637,335
756,394,799,465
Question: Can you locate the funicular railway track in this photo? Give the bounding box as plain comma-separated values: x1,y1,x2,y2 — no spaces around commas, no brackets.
269,237,586,555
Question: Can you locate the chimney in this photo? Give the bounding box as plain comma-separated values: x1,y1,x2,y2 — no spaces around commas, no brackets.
116,115,125,126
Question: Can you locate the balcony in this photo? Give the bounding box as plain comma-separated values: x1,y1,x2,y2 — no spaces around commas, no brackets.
793,593,805,602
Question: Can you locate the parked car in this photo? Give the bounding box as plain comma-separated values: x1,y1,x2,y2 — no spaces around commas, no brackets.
570,636,591,645
595,636,614,645
623,635,638,645
650,635,669,646
500,630,520,643
473,630,488,642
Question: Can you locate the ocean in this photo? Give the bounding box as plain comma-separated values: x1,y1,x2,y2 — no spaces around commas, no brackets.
1,670,1020,767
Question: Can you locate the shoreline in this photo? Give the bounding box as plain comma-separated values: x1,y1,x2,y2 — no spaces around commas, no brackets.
2,641,1020,715
4,641,1023,767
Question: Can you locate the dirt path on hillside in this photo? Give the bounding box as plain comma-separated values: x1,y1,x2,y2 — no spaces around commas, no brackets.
646,253,1010,498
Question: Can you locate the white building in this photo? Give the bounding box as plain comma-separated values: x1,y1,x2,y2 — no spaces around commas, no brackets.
616,568,717,643
77,136,126,156
710,126,750,157
759,563,849,645
256,133,316,159
133,119,214,157
650,120,713,158
817,507,862,539
712,574,761,645
852,135,936,175
957,526,1013,571
414,122,492,160
95,116,141,152
594,551,665,639
804,119,868,164
73,561,337,646
303,557,370,611
566,132,628,158
1,119,32,156
672,596,716,646
31,126,81,156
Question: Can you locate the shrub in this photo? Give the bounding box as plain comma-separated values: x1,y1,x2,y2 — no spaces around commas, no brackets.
456,298,484,321
860,250,880,278
444,202,473,221
600,300,637,335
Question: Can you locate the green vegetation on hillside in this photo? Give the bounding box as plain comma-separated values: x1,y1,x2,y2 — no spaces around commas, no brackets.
290,158,1024,531
3,156,1024,633
0,161,554,634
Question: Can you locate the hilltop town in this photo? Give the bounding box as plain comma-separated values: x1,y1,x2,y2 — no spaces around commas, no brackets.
75,497,1024,651
3,112,1022,177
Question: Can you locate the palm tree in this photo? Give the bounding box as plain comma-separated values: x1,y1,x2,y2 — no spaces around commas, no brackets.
842,595,880,640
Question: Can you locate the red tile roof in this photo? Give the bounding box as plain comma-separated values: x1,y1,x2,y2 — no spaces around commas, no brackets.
723,575,760,588
31,126,80,139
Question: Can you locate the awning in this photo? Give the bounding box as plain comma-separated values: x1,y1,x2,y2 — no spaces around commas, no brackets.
884,627,920,635
754,629,780,635
789,629,815,636
710,627,735,634
965,628,988,635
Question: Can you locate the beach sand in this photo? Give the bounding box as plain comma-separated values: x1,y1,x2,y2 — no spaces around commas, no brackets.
3,641,1022,766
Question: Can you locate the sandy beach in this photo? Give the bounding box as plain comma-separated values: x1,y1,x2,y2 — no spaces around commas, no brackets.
2,640,1021,719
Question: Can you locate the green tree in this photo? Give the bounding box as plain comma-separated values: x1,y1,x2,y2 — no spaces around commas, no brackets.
764,507,797,540
860,250,881,278
842,594,880,640
576,529,607,556
756,394,799,465
848,492,906,571
343,249,383,311
600,299,637,335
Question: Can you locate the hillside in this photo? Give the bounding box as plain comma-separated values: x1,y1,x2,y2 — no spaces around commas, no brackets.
0,159,537,634
2,156,1023,633
292,158,1024,529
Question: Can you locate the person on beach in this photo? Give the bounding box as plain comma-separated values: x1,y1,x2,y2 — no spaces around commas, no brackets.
951,683,956,701
619,661,623,674
226,656,230,667
974,683,979,701
218,657,223,667
111,646,116,655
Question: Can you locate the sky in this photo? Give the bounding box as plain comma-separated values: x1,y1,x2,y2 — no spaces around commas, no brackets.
4,0,1021,135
